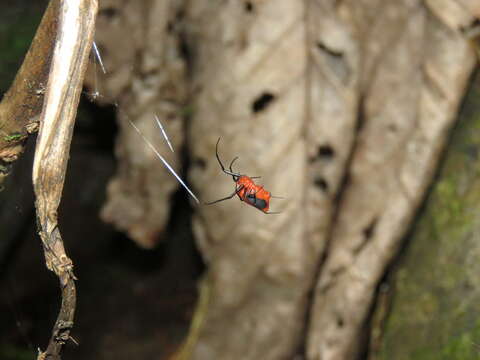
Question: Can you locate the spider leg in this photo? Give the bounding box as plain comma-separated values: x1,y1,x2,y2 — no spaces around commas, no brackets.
215,138,242,179
229,156,239,172
205,185,244,205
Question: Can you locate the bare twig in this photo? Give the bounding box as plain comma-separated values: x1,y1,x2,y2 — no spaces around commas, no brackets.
32,0,98,359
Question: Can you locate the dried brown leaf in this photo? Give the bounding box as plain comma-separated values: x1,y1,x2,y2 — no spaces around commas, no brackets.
307,1,477,359
183,1,320,359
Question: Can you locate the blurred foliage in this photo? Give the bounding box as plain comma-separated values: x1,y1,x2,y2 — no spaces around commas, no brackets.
0,344,35,360
0,1,47,94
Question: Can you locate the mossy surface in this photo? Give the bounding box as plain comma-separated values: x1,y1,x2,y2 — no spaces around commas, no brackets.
3,133,25,142
378,73,480,359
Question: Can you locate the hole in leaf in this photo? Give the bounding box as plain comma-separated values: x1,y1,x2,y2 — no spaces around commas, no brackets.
251,92,275,113
314,177,328,192
337,316,344,327
318,145,335,160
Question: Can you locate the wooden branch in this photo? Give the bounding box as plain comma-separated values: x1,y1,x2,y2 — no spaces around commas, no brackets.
32,1,97,359
0,0,58,187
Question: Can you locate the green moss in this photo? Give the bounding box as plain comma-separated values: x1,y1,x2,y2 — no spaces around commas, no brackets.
410,323,480,360
378,74,480,359
0,2,47,92
3,133,24,142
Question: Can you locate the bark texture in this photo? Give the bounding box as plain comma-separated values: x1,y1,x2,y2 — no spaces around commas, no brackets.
87,0,189,248
32,0,97,358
